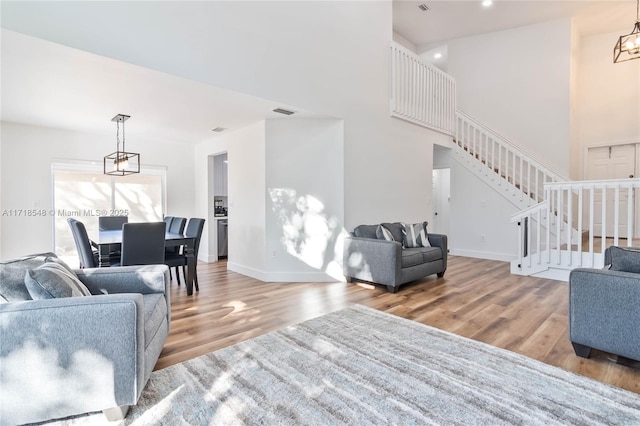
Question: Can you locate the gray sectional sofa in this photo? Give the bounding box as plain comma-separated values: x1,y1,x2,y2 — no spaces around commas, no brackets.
343,222,447,293
0,253,171,424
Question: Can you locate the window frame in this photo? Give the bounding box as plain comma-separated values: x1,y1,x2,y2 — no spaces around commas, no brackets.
51,159,167,254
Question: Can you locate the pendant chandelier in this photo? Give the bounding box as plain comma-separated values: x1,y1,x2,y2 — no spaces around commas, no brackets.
104,114,140,176
614,0,640,63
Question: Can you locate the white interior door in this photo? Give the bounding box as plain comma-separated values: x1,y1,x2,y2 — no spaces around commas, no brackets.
587,144,636,238
432,168,450,235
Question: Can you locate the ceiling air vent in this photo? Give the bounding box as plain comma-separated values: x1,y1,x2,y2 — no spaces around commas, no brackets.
418,3,430,12
272,108,296,116
212,127,227,132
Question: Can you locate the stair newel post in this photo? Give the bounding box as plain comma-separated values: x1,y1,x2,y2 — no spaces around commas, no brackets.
577,187,583,267
601,187,607,255
589,185,595,259
627,184,634,244
567,187,573,267
614,185,620,246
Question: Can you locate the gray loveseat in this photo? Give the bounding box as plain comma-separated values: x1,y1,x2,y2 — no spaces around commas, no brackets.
343,222,447,293
0,253,171,425
569,246,640,362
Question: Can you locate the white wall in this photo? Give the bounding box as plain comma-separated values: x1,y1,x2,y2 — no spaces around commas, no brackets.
447,19,573,177
0,121,195,259
575,29,640,179
1,1,440,233
393,31,417,52
434,146,519,261
265,119,344,281
194,122,266,275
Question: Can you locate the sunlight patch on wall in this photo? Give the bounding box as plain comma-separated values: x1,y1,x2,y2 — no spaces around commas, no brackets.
269,188,345,280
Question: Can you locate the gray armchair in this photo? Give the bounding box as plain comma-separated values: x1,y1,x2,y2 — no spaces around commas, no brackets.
0,253,170,425
569,246,640,362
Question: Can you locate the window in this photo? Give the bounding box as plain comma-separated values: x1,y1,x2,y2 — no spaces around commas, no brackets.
52,162,166,258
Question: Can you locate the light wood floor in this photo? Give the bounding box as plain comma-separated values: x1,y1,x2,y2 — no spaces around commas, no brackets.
158,256,640,394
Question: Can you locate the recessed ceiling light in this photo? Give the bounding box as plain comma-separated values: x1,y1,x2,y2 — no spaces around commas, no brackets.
434,53,442,59
482,0,493,7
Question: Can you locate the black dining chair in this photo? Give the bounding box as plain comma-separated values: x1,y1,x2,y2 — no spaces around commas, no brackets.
165,217,187,282
163,216,174,232
120,222,166,266
67,218,98,268
98,215,128,231
168,217,186,235
98,215,128,259
165,218,205,290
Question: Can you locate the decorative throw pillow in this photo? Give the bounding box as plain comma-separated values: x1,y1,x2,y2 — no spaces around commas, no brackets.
402,222,431,248
353,224,379,239
24,262,91,300
376,224,396,242
609,246,640,274
44,255,76,275
380,222,404,243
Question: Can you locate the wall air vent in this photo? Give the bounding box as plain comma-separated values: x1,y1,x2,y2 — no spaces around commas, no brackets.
272,108,296,116
418,3,430,12
212,127,227,132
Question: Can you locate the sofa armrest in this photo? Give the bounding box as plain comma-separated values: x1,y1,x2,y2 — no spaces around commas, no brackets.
344,236,402,286
0,294,145,424
75,265,169,295
428,233,448,271
569,268,640,359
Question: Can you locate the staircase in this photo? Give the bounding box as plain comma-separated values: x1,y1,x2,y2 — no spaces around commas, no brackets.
389,41,638,280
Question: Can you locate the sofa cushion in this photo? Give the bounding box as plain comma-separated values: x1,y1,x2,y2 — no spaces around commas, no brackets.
377,222,403,244
609,246,640,273
402,249,425,268
24,262,91,299
353,224,378,239
0,252,60,303
420,247,443,263
402,222,431,248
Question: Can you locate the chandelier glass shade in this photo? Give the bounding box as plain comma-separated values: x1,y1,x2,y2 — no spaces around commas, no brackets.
104,114,140,176
614,0,640,63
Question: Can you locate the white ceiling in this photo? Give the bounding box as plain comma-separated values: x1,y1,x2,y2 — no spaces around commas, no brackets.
394,0,638,51
2,2,637,144
0,29,312,145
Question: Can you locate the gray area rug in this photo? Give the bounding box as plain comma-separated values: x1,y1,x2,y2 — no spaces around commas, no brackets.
54,304,640,425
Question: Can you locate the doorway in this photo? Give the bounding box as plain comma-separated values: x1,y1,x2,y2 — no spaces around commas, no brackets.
207,152,229,262
432,168,451,235
586,144,637,238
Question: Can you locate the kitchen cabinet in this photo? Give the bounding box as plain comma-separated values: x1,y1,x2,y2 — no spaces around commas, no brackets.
213,153,228,197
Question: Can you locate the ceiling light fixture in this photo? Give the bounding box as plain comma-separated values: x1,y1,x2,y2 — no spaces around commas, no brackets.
482,0,493,7
434,53,442,59
614,0,640,63
104,114,140,176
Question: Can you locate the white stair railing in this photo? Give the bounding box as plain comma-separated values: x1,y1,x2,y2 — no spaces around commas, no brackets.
386,42,637,278
389,42,456,135
454,111,567,208
511,178,640,276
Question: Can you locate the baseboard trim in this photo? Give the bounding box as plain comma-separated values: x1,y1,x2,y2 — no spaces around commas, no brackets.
226,262,340,283
449,249,517,263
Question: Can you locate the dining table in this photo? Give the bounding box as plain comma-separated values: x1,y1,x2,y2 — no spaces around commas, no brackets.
91,230,198,295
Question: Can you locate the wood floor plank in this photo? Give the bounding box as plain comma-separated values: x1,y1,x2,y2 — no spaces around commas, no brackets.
158,255,640,394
